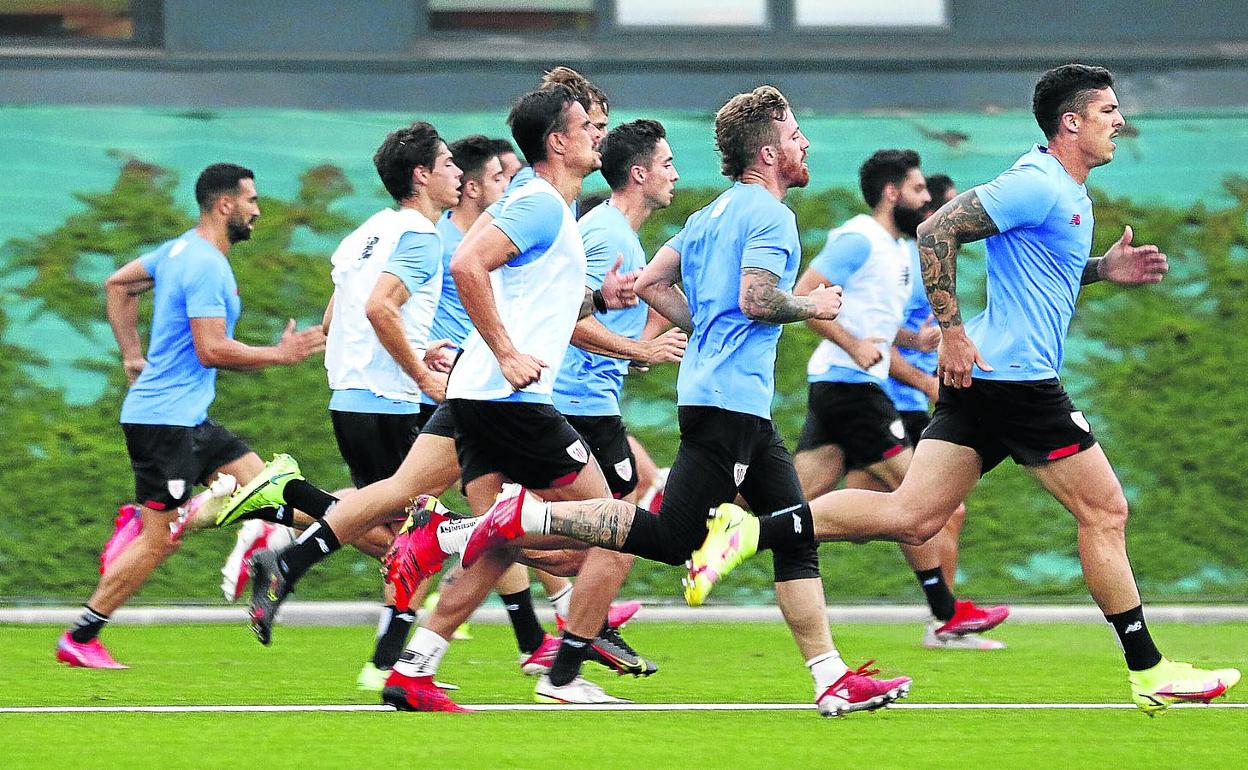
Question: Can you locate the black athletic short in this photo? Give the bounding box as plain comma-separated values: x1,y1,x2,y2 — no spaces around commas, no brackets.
448,399,589,489
417,401,458,439
899,410,931,447
565,414,638,499
121,419,251,512
657,406,818,582
330,409,423,488
923,378,1097,473
795,381,909,468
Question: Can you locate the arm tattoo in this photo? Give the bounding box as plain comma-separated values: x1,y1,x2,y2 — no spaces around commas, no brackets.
917,189,999,329
739,267,815,324
548,499,636,550
578,287,595,319
1081,257,1104,285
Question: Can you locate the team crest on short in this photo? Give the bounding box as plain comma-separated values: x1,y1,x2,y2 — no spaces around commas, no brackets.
566,441,589,464
614,458,633,482
166,478,186,500
1070,411,1090,432
889,419,906,439
733,462,749,487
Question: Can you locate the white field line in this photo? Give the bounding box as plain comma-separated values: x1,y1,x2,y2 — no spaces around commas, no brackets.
1,703,1245,714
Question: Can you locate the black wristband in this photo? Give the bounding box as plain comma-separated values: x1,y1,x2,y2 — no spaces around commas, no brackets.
592,289,608,313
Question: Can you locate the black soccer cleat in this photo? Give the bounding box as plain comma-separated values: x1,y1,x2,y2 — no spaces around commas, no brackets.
589,625,659,677
247,548,291,646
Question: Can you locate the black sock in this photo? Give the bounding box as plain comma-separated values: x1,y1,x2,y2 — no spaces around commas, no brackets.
757,502,815,551
276,520,342,584
500,588,547,654
243,505,295,525
283,479,339,519
69,605,109,644
1105,605,1163,671
548,631,592,687
915,567,956,621
371,604,416,669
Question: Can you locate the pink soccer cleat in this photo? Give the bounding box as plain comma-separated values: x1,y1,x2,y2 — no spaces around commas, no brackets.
55,631,128,669
816,660,911,716
555,599,642,632
100,504,142,575
221,520,293,603
519,633,559,676
461,484,529,568
934,600,1010,638
381,670,471,712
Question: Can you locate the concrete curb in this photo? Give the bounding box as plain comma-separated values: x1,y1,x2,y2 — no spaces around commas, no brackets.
4,603,1246,626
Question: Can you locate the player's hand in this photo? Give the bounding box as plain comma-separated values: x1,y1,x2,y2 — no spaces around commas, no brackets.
500,351,547,390
424,339,457,373
809,283,843,320
914,314,941,352
122,356,147,385
277,319,326,364
600,255,640,309
640,327,687,365
848,336,887,370
1100,225,1168,285
937,325,992,388
417,370,449,403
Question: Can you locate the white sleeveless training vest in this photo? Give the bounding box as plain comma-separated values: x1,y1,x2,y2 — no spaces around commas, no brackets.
325,207,442,401
807,214,914,382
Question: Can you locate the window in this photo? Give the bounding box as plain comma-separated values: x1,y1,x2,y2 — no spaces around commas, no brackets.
615,0,768,27
427,0,595,32
795,0,947,28
0,0,134,40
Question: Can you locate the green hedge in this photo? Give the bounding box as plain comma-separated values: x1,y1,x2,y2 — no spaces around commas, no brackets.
2,159,1245,604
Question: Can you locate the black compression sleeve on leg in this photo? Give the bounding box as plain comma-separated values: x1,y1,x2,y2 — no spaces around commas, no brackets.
620,508,684,565
283,479,339,519
757,501,816,551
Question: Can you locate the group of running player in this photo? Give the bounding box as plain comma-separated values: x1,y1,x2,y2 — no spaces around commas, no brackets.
57,62,1239,717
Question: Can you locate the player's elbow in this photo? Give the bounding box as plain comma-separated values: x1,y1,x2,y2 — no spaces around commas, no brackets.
739,298,768,322
364,296,395,330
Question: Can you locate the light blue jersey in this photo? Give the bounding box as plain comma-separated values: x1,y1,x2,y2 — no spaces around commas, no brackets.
421,212,473,407
552,201,649,416
483,165,535,220
881,243,938,412
120,229,240,427
967,145,1094,381
669,182,802,419
805,230,876,385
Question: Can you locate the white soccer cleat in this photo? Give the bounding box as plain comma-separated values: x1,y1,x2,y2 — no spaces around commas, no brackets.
921,621,1005,650
534,675,631,704
220,520,294,602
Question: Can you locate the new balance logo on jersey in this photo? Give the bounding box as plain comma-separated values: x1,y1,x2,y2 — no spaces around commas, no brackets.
1124,620,1143,634
1070,213,1081,226
360,235,380,260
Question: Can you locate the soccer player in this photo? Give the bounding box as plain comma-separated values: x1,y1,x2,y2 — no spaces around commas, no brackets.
794,152,1008,649
686,64,1240,714
490,137,524,181
415,86,913,716
319,121,463,688
56,164,326,669
381,84,642,710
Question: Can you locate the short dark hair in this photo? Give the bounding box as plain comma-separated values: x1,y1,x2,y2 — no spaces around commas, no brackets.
541,65,609,115
925,173,955,203
448,134,497,181
488,137,518,158
373,121,444,202
1033,64,1115,139
194,163,254,211
507,86,576,166
714,85,789,181
599,119,666,191
859,149,922,208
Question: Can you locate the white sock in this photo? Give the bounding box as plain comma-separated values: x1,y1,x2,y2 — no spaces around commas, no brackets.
392,627,449,677
807,650,848,697
520,495,551,536
436,518,479,555
547,584,573,619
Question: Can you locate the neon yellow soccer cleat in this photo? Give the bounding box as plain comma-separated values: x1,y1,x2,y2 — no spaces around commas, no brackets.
1129,658,1241,716
215,454,303,527
682,503,759,607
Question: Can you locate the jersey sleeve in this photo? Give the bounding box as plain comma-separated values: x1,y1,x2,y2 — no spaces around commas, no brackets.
579,221,618,291
663,226,686,255
740,204,797,276
492,192,565,264
975,163,1061,233
182,252,230,319
807,232,872,285
382,231,441,295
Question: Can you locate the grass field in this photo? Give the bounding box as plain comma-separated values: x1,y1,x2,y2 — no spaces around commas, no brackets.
2,621,1243,768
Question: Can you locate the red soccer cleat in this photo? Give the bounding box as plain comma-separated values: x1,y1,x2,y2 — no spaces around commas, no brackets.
381,670,472,712
934,600,1010,638
816,660,911,716
55,631,128,669
460,484,529,568
383,495,465,612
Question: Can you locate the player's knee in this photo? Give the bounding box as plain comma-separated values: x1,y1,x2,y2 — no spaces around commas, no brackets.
897,509,944,546
947,503,967,531
1086,493,1130,535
